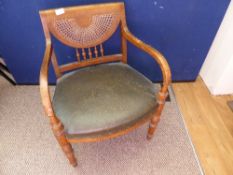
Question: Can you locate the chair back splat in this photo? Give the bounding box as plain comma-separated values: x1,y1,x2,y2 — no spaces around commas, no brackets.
40,3,127,77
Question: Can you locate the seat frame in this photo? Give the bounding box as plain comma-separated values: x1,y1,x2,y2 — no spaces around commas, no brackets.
39,2,171,167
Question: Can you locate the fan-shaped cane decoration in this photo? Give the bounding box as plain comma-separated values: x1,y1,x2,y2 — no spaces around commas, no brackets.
49,13,120,48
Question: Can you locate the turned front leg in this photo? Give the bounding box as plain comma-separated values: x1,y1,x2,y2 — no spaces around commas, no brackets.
50,116,77,167
147,91,168,140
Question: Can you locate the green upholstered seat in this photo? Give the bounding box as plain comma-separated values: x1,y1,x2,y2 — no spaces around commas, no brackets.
52,62,157,135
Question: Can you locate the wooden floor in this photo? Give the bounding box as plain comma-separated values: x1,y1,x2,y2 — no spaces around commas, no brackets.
173,77,233,175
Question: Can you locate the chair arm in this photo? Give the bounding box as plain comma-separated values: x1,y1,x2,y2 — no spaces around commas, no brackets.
122,27,171,93
39,39,54,117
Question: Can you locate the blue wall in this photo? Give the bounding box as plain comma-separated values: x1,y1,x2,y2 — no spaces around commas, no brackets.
0,0,230,84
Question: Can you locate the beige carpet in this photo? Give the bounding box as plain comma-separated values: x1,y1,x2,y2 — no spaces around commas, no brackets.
0,78,203,175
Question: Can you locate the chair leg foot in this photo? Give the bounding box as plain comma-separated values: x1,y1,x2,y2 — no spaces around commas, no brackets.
71,162,78,167
50,116,78,167
147,116,160,140
146,133,153,140
62,143,78,167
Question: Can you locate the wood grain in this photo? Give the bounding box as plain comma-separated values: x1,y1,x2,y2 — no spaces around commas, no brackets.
173,77,233,175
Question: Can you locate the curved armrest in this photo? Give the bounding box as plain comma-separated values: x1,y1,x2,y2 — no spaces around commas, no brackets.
39,39,54,117
122,27,171,93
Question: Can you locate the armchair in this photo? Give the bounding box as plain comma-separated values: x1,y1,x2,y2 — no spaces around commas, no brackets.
39,2,171,167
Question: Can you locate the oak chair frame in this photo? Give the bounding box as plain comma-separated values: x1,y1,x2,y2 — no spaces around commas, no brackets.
39,2,171,167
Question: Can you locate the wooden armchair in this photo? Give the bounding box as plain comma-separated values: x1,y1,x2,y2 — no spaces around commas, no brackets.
39,2,171,167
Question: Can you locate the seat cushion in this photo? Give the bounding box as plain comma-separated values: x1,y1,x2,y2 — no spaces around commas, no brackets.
53,62,157,135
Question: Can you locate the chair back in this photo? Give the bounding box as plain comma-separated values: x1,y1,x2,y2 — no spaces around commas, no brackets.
40,3,127,76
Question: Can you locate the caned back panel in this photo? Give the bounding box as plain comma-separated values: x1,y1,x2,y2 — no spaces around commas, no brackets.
40,3,125,48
